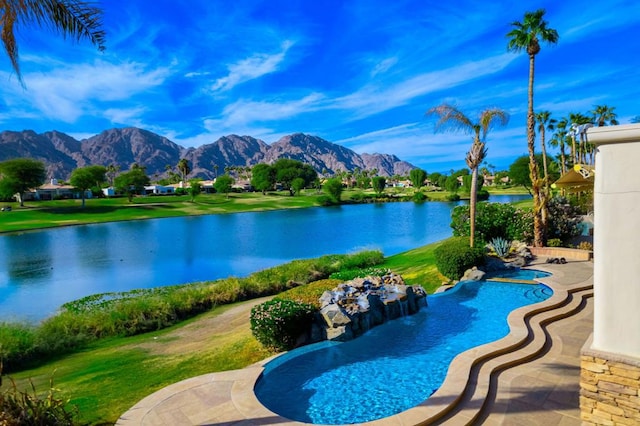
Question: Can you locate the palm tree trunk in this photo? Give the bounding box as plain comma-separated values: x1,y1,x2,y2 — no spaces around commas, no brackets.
469,167,478,247
527,53,544,247
540,128,549,192
560,144,567,174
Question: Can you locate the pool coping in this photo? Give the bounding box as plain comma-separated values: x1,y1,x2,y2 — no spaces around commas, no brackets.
116,260,594,426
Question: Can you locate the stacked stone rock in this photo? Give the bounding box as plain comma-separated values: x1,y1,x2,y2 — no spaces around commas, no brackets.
318,273,427,342
580,354,640,425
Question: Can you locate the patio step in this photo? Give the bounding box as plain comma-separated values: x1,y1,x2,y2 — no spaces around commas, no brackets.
406,280,593,425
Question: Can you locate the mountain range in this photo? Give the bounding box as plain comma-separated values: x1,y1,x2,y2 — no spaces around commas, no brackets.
0,127,416,180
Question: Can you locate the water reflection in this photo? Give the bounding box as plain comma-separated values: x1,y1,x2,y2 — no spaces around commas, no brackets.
4,232,53,281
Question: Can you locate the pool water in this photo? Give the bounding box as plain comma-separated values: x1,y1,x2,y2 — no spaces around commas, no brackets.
255,277,553,424
485,268,551,281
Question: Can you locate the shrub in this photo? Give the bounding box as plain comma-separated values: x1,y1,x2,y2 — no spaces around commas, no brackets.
434,237,485,281
547,196,582,243
489,237,511,258
451,202,534,244
446,193,460,201
577,241,593,251
547,238,562,247
0,375,78,425
277,279,343,308
317,195,336,206
329,267,390,281
412,192,428,202
0,323,36,371
250,299,316,351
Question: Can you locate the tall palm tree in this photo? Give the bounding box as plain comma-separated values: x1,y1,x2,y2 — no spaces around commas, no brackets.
507,9,559,247
1,0,106,84
535,110,556,193
592,105,619,127
427,104,509,247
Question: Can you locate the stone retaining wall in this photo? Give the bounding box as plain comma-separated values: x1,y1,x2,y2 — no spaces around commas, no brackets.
529,246,592,261
581,335,640,425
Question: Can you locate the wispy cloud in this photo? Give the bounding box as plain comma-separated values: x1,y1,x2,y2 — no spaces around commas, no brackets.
210,40,295,92
1,60,172,123
332,53,518,119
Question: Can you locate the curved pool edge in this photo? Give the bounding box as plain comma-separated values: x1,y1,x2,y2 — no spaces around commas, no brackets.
117,260,594,426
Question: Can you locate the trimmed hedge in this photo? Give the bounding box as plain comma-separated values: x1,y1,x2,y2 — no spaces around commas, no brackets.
434,237,485,281
250,299,316,351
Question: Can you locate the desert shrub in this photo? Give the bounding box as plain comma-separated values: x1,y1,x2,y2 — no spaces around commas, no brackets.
451,202,534,244
488,237,511,258
434,237,485,281
0,375,78,426
250,299,316,351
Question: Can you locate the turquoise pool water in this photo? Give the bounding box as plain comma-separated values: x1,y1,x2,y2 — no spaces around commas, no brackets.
485,268,551,281
255,276,553,424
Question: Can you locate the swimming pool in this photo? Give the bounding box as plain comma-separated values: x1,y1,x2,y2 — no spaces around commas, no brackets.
485,268,551,281
254,275,553,424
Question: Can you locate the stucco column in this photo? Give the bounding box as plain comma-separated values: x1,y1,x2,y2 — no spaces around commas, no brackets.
588,124,640,357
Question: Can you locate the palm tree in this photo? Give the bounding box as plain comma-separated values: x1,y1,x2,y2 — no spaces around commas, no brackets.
1,0,106,84
535,110,556,193
569,112,593,165
507,9,559,247
177,158,190,182
592,105,619,127
427,104,509,247
550,118,569,174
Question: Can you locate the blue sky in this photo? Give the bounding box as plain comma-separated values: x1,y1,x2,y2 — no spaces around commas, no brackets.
0,0,638,173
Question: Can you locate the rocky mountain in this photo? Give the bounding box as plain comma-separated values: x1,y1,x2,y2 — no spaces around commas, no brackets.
0,127,416,180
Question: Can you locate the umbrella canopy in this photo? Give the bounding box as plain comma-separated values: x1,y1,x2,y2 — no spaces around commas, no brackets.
552,164,594,191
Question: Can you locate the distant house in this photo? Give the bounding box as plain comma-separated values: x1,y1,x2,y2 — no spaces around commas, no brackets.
102,187,116,197
31,179,91,200
144,185,175,195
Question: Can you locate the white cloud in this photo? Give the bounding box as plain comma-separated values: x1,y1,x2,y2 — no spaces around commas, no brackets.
3,59,172,123
205,93,325,130
332,53,517,119
371,57,398,77
211,40,294,92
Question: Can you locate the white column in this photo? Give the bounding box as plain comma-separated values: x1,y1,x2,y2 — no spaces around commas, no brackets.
589,124,640,358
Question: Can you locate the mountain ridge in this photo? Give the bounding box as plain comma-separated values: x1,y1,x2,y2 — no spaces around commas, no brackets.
0,127,416,180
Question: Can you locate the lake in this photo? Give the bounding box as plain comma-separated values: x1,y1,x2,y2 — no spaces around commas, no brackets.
0,195,529,322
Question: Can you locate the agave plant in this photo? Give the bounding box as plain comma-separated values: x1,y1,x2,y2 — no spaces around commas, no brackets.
490,237,512,258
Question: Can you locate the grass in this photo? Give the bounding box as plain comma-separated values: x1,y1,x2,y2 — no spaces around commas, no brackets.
0,186,531,234
0,240,447,425
0,191,323,233
2,303,275,424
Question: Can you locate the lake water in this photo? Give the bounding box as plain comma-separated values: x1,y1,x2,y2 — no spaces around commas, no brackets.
0,195,529,322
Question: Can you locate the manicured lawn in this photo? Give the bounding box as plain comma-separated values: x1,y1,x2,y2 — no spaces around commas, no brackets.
0,191,323,233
